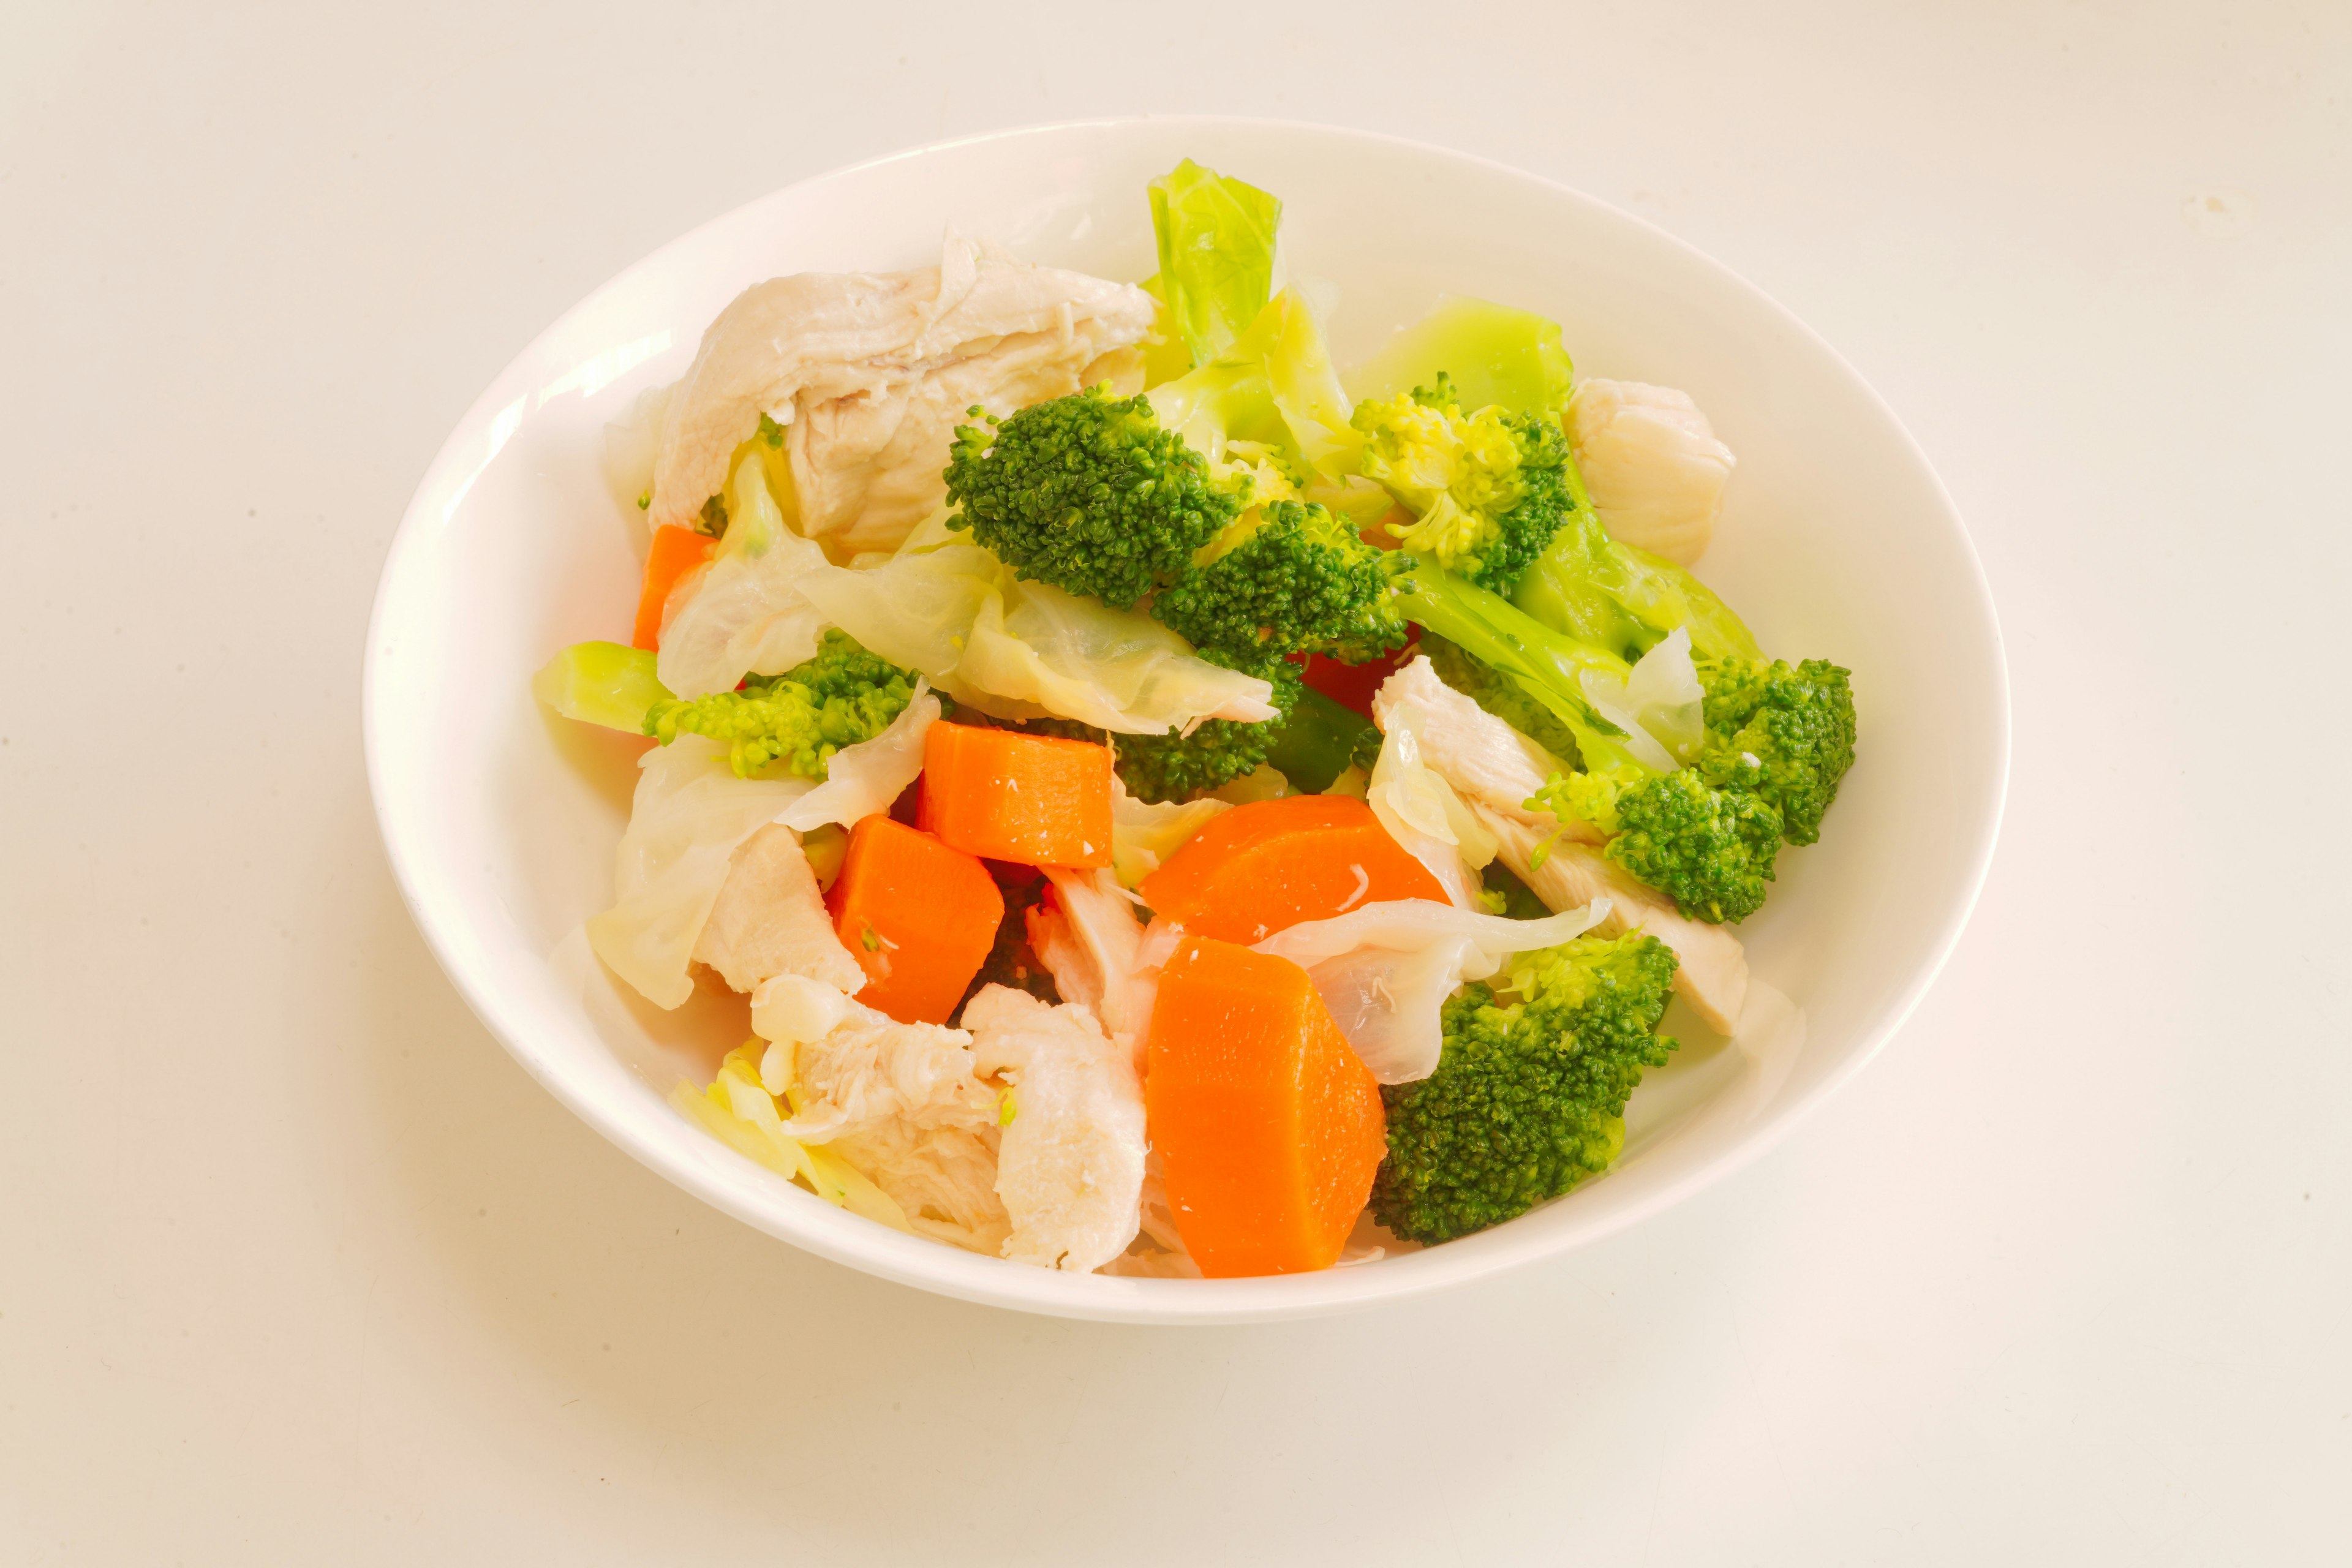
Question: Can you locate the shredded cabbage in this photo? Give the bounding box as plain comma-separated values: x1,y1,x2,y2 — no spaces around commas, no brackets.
774,684,938,832
586,736,812,1008
797,542,1276,733
1577,627,1703,769
670,1043,915,1231
655,454,831,698
587,696,936,1007
1366,704,1497,910
1148,158,1283,368
1254,899,1608,1082
1109,778,1231,887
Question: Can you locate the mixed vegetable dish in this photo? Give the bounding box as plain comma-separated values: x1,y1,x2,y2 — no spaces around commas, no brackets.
535,159,1858,1278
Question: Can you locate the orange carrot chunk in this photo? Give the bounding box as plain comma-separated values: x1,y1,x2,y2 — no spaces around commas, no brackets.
826,815,1004,1025
631,525,715,651
1145,936,1387,1278
917,722,1113,869
1137,794,1447,944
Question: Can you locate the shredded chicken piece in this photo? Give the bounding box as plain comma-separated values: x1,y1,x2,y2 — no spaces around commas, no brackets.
962,986,1147,1272
775,998,1009,1250
649,233,1155,549
1475,806,1749,1033
1028,868,1153,1060
1565,379,1736,566
692,824,866,995
1371,656,1593,836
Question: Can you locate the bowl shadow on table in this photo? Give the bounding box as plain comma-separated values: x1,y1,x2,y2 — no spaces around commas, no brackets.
346,814,1812,1547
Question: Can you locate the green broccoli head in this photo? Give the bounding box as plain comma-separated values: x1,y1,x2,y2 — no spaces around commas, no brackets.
1695,657,1857,845
1351,374,1577,596
944,386,1249,611
1109,650,1304,802
644,630,914,779
1373,932,1678,1244
1153,499,1405,663
1529,766,1784,924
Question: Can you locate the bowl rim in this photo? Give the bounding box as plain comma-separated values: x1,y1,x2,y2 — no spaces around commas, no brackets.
363,114,2010,1324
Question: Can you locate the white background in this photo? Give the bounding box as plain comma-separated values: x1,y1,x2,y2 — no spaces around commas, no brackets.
4,2,2346,1562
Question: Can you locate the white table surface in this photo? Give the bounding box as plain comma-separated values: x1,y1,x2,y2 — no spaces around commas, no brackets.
4,3,2346,1562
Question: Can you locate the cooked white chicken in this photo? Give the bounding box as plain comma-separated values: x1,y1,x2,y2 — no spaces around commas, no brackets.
1564,379,1736,567
1028,867,1153,1062
649,233,1155,551
771,995,1009,1250
962,986,1147,1272
1475,807,1749,1034
692,824,866,996
1370,655,1593,836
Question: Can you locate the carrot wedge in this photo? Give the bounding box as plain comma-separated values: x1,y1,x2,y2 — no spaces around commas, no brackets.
826,816,1004,1025
1145,936,1387,1277
1138,794,1446,944
918,722,1113,869
632,525,714,650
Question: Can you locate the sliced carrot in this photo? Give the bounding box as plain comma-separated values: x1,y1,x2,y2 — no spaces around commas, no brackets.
1137,794,1447,944
917,722,1113,869
631,525,714,650
1144,935,1387,1277
826,815,1004,1025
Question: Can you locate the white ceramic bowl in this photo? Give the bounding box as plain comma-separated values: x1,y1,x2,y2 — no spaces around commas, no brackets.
364,118,2006,1324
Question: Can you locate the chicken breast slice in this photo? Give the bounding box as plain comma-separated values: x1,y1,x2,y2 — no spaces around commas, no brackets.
772,995,1010,1251
649,233,1155,546
1027,867,1153,1066
1565,379,1736,567
692,824,866,996
962,986,1147,1273
1475,807,1750,1035
1371,655,1587,832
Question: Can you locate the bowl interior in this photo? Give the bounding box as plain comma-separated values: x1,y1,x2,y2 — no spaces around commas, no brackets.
365,119,2005,1323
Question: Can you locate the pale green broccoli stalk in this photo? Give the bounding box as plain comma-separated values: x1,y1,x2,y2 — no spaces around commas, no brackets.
533,640,671,734
1373,932,1678,1243
643,630,914,779
1351,373,1579,595
1512,501,1762,666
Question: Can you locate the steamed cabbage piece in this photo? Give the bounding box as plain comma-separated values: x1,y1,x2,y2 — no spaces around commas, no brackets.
656,444,829,698
797,542,1278,734
587,693,936,1009
1148,158,1284,368
1345,296,1578,418
1366,701,1498,911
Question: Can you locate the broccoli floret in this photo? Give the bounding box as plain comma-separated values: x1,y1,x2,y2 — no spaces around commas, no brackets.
1533,768,1783,923
1154,499,1404,663
1403,567,1771,921
1373,933,1678,1243
643,630,914,778
943,386,1248,611
1694,657,1857,845
1351,374,1577,596
1110,651,1304,802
